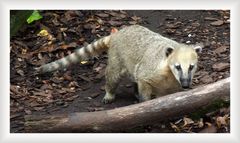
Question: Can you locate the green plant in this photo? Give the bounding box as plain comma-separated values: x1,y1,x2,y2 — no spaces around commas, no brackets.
27,10,42,24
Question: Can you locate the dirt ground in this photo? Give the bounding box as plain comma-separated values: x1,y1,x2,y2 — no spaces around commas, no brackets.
10,10,230,133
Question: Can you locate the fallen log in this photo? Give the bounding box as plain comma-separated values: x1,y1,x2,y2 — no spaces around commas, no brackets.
24,78,230,133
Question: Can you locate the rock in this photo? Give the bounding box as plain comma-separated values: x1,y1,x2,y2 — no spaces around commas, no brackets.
212,63,230,71
210,20,224,26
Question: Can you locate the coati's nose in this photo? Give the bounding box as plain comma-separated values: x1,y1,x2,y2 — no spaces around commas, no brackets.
180,78,190,89
182,84,190,89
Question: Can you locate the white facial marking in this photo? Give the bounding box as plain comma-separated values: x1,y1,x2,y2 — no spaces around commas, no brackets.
175,63,180,66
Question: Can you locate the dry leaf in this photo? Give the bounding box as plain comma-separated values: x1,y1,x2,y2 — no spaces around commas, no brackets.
37,29,49,37
129,21,138,25
111,27,118,33
170,122,180,132
90,92,101,99
205,122,212,127
174,119,183,124
108,21,122,26
182,117,194,127
210,20,224,26
65,95,79,102
214,46,228,54
216,116,227,128
16,69,24,76
204,17,219,21
96,13,109,18
80,61,88,64
212,63,230,71
24,109,32,115
33,107,45,111
198,118,204,128
131,15,141,21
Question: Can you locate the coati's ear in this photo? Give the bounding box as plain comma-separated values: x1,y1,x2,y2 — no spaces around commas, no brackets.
166,47,174,57
194,45,202,53
193,43,203,53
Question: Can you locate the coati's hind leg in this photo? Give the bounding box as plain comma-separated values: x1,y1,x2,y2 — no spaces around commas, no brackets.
102,66,124,104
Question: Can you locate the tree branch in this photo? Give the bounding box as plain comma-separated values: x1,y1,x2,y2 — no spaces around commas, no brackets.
24,78,230,132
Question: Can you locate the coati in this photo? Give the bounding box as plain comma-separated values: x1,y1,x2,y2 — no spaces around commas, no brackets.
37,25,202,103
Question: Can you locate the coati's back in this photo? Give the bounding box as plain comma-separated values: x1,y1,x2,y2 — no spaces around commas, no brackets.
108,25,180,77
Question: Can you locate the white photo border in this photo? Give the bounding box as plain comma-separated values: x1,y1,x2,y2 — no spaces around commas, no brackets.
1,0,239,143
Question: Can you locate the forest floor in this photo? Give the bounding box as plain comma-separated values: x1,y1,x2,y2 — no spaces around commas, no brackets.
10,10,230,133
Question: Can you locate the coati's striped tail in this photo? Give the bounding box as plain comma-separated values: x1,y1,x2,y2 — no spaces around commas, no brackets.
37,36,111,73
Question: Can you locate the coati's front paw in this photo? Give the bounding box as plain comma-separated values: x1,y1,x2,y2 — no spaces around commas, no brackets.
134,94,141,102
138,94,151,102
102,93,115,104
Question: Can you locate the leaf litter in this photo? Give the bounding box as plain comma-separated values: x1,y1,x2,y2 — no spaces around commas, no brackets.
10,10,230,133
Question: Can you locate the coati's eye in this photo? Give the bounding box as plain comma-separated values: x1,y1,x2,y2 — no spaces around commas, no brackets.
175,64,181,71
189,64,194,71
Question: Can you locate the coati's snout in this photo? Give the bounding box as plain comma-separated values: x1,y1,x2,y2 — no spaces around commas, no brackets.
179,78,191,89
